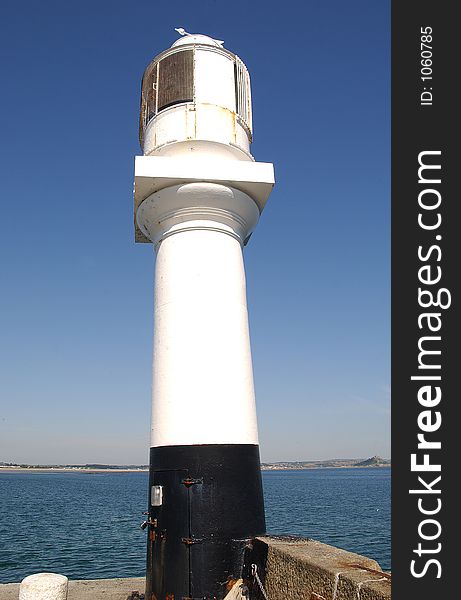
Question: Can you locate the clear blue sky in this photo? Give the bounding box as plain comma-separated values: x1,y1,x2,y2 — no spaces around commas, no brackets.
0,0,390,464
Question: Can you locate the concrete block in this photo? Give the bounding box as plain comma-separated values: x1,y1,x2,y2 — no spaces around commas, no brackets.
19,574,68,600
245,536,391,600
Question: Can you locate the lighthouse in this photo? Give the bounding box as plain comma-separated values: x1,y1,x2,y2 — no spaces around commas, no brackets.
134,30,274,600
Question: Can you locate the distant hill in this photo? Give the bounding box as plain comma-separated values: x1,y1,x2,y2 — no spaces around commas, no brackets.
354,456,390,467
261,456,391,470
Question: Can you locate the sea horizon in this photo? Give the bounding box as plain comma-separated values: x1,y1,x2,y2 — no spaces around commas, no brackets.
0,455,391,472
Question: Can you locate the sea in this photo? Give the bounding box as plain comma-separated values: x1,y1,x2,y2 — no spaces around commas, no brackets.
0,467,390,583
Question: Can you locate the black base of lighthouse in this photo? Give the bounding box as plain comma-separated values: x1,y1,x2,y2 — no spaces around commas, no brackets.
145,443,266,600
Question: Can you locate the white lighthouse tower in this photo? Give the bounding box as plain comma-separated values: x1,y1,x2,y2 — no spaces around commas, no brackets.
134,30,274,600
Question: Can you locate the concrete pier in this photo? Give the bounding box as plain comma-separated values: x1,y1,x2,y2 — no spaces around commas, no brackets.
245,536,391,600
0,578,145,600
0,537,391,600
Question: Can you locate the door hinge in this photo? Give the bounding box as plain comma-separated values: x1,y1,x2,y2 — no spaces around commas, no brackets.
181,537,203,546
140,518,157,531
181,477,203,487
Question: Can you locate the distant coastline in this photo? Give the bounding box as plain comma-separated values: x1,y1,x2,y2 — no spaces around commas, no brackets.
0,456,390,473
262,456,391,470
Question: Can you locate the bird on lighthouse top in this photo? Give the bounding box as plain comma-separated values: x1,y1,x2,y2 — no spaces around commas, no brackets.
172,27,225,48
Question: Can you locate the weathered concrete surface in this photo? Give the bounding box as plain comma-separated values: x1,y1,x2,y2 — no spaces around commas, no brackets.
0,578,145,600
245,536,391,600
19,574,68,600
1,537,391,600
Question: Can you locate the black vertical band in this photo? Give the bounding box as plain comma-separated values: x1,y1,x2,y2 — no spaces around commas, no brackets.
145,444,265,600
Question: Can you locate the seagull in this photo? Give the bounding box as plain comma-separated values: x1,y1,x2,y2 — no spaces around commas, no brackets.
174,27,224,46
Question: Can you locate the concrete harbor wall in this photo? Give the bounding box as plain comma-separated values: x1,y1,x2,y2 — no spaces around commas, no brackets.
0,537,391,600
246,536,391,600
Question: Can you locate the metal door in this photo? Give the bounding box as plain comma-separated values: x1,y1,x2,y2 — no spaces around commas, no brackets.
146,469,189,600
